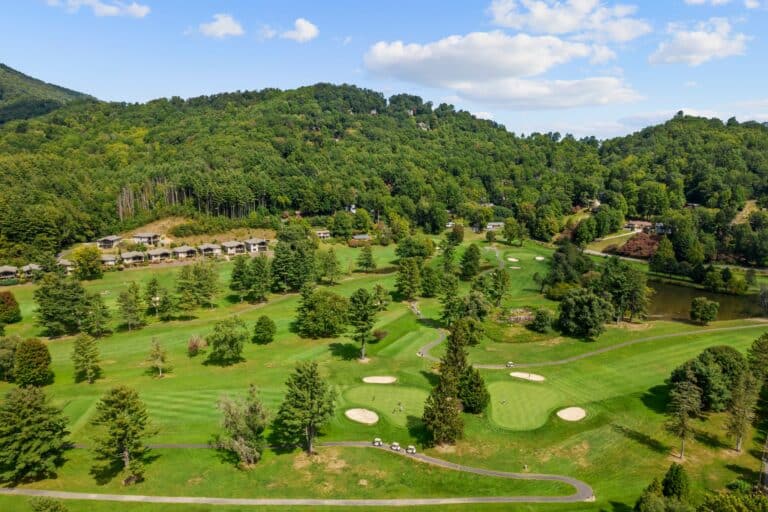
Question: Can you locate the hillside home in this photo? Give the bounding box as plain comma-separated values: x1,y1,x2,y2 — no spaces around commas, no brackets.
20,264,41,277
100,255,117,266
486,222,505,231
172,246,198,259
352,234,372,242
222,241,246,255
198,243,222,257
316,230,331,240
97,235,122,249
121,251,145,265
245,238,269,253
0,265,18,280
147,248,171,262
133,233,160,246
57,258,74,275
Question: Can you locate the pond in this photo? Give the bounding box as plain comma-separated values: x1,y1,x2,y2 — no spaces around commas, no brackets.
647,281,763,321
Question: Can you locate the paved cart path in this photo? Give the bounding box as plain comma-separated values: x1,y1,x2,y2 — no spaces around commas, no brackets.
0,442,594,506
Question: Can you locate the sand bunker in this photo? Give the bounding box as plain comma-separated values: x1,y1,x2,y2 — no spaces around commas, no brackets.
535,256,546,261
345,408,379,425
509,266,522,270
556,407,586,421
510,372,546,382
362,376,397,384
507,257,519,262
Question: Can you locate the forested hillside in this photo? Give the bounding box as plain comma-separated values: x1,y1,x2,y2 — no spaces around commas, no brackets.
2,80,768,266
0,64,93,124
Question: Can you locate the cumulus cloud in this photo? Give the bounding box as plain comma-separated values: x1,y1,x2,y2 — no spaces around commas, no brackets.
685,0,761,6
684,0,732,5
487,0,651,42
650,18,748,66
281,18,319,43
46,0,149,18
365,31,639,110
199,13,245,39
453,77,641,109
365,31,592,84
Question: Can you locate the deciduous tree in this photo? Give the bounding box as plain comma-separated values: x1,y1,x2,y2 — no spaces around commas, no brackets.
216,385,268,467
206,317,248,365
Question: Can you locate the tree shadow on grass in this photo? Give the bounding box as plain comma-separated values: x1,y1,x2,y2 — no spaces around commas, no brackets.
202,356,244,367
224,294,242,305
406,415,430,447
329,342,359,361
603,502,632,512
611,424,668,454
641,385,669,414
694,429,729,450
725,463,760,483
416,317,443,330
419,370,439,387
90,452,160,486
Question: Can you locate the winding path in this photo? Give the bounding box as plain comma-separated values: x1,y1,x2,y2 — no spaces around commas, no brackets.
418,322,768,370
0,442,594,506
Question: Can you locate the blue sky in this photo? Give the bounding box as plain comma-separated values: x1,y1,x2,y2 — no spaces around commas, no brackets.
2,0,768,137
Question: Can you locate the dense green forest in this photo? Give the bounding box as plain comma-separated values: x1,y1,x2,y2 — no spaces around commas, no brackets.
2,72,768,267
0,64,93,124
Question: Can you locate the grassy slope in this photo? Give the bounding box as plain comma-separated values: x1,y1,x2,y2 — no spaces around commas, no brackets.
1,234,766,511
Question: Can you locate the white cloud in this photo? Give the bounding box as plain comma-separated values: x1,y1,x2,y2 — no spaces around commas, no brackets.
590,44,617,64
365,31,592,84
365,30,639,109
474,111,495,120
199,14,244,39
684,80,700,87
487,0,651,42
685,0,761,6
684,0,732,5
281,18,319,43
259,25,277,40
650,17,748,66
47,0,149,18
453,77,641,109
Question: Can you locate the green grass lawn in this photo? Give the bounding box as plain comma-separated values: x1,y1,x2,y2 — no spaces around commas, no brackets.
1,235,767,512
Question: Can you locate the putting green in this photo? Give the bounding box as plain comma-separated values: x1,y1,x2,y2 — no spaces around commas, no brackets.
488,381,564,431
343,385,427,427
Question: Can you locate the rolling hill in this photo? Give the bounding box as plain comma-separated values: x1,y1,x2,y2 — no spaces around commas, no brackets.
0,63,94,124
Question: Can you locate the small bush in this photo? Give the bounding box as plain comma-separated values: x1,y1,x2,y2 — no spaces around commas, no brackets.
529,309,553,333
0,291,21,324
252,315,276,345
372,329,387,341
545,282,577,301
187,335,207,357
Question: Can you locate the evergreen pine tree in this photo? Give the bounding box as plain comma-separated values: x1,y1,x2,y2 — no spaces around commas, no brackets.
117,282,144,331
247,254,271,302
143,276,161,316
252,315,276,344
422,369,463,446
395,257,421,300
0,387,69,484
229,255,250,302
356,245,376,272
14,338,52,387
460,244,481,281
661,463,689,500
91,386,152,485
349,288,377,359
82,292,111,338
72,334,100,384
271,362,336,453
